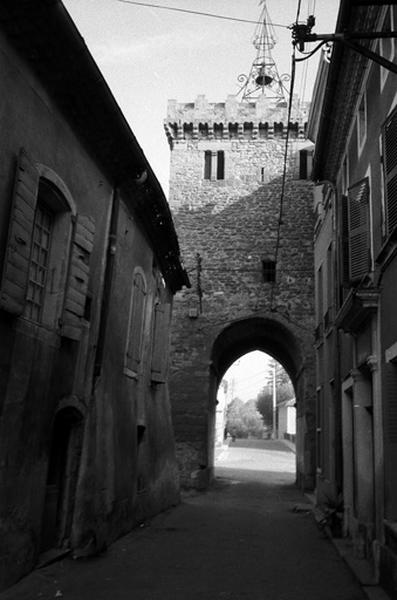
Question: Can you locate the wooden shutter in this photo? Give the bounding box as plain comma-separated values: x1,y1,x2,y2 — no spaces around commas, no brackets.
383,107,397,235
348,178,370,283
150,302,171,383
126,272,146,372
0,149,39,315
61,215,95,340
385,363,397,444
341,195,350,283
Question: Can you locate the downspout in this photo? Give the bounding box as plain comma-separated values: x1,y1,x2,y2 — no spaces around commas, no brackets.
93,188,120,383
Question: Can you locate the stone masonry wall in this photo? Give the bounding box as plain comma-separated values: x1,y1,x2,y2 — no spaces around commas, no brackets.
166,96,315,489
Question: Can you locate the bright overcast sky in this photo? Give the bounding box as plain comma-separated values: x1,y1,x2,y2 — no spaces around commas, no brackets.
62,0,339,195
222,351,271,402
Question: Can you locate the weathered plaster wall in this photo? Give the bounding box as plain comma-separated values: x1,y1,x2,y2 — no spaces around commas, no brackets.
0,32,179,590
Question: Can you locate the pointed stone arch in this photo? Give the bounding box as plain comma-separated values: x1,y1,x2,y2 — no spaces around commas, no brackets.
208,316,315,490
169,311,316,492
210,316,302,385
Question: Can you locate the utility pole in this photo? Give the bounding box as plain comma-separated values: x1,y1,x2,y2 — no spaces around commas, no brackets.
272,363,277,439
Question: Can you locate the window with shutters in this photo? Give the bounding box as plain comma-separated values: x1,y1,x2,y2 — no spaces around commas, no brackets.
203,150,225,180
339,195,350,306
125,269,147,377
382,106,397,237
0,150,94,338
347,178,371,283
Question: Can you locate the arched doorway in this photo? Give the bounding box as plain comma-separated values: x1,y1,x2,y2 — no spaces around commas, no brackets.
214,351,296,448
208,316,315,490
40,405,84,554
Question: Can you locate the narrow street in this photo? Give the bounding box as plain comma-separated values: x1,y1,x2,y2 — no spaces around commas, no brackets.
1,440,368,600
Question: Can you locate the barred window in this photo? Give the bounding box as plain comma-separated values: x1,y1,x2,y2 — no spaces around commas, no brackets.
25,200,53,322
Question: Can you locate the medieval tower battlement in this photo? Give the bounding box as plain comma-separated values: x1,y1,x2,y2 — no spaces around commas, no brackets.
165,93,309,145
165,5,316,491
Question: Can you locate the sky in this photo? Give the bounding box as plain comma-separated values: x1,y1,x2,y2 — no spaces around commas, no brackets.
222,351,271,402
62,0,339,194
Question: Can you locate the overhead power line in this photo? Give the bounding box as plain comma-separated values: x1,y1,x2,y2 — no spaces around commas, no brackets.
269,51,297,311
116,0,289,28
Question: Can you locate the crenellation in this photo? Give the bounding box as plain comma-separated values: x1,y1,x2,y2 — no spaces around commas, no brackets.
165,94,310,142
164,106,309,145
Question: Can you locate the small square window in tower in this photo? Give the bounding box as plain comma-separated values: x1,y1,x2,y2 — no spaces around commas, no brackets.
262,260,276,283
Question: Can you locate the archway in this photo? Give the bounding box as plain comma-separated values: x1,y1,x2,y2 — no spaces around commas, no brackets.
214,351,296,447
207,316,315,490
40,406,84,554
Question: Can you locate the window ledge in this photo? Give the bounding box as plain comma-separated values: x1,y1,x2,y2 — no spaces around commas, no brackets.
335,286,379,334
123,367,138,380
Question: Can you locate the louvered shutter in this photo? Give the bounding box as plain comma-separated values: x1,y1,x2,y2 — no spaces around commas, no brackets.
0,149,39,314
341,195,350,284
348,178,370,283
385,363,397,444
151,303,171,383
126,272,146,373
61,215,95,340
383,107,397,235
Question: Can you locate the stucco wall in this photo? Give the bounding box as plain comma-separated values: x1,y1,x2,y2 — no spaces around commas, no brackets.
0,31,179,590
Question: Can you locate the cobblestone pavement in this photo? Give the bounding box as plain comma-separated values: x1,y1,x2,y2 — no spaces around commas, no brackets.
1,441,367,600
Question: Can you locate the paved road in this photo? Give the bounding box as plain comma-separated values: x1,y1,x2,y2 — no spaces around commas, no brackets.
1,440,367,600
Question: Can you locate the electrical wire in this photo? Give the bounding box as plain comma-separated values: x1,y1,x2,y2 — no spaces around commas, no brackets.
116,0,289,28
269,51,297,311
295,0,303,23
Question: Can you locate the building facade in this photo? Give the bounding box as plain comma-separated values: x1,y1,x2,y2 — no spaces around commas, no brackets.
0,1,187,590
309,1,397,593
165,94,316,490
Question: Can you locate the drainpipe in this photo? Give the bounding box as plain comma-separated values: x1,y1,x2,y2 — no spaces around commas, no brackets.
93,188,119,382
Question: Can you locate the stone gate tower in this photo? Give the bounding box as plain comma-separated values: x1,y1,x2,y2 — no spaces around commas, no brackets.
165,5,315,490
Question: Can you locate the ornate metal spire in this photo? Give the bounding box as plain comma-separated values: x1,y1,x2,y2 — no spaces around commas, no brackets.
237,0,289,105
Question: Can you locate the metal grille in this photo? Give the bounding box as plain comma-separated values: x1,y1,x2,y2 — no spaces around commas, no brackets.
24,202,53,322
